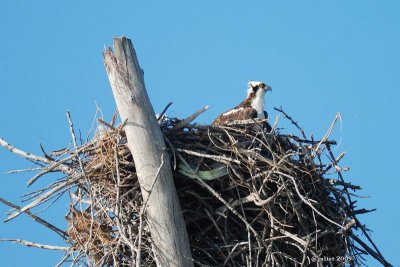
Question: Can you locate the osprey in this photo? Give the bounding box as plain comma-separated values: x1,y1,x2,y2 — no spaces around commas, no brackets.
212,81,272,126
177,81,272,181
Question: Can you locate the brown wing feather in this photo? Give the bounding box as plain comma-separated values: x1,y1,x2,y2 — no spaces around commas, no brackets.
212,106,257,126
212,91,257,126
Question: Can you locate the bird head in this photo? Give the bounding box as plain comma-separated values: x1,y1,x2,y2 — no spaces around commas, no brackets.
247,80,272,96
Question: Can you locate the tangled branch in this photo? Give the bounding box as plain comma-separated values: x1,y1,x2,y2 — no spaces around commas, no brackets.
0,109,391,267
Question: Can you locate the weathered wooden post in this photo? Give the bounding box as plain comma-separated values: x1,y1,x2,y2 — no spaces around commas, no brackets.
103,36,193,267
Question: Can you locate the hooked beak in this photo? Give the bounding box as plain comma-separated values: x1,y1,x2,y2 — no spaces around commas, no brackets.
264,85,272,92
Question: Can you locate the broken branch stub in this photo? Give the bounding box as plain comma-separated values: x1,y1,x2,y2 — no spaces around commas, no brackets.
103,36,193,267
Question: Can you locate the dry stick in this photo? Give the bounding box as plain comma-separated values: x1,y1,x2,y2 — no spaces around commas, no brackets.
0,138,72,175
168,105,209,133
266,208,275,264
0,138,51,164
175,151,264,248
26,141,94,186
19,191,64,214
67,112,93,261
270,115,280,133
50,146,71,157
157,101,173,121
187,116,381,264
271,154,309,237
350,235,393,267
311,112,341,158
114,137,121,219
55,251,73,267
40,143,54,161
215,194,256,213
247,222,252,267
325,144,389,266
66,111,88,179
4,167,44,174
26,146,85,186
300,238,311,267
282,134,336,146
5,174,81,222
223,244,240,267
70,194,114,213
186,123,368,264
70,252,85,266
0,239,70,251
278,173,310,237
328,179,361,190
110,108,118,126
27,166,60,187
175,148,241,164
326,144,373,267
84,102,103,142
274,107,307,139
203,209,230,261
0,197,68,239
67,111,98,255
193,131,215,174
22,180,64,202
112,139,138,263
98,118,116,130
252,137,313,250
274,171,345,230
113,137,122,217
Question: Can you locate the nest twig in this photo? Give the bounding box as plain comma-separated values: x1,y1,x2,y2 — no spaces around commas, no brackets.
0,109,392,267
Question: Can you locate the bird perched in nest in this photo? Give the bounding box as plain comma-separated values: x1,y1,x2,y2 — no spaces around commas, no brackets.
212,81,272,126
178,81,273,181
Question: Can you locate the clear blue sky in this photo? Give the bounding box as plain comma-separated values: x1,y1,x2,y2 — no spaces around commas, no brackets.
1,1,399,266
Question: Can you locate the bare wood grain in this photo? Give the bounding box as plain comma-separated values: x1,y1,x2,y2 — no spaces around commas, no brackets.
103,36,193,267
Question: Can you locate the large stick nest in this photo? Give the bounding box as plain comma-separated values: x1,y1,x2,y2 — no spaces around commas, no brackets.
0,110,391,267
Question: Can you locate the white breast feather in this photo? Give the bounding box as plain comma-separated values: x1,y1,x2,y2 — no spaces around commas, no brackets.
251,89,266,118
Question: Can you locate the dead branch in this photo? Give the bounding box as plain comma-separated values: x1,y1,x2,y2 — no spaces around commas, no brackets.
0,239,70,251
0,108,391,266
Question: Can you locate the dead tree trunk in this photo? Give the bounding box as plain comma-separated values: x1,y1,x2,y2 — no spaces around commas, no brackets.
103,36,193,267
